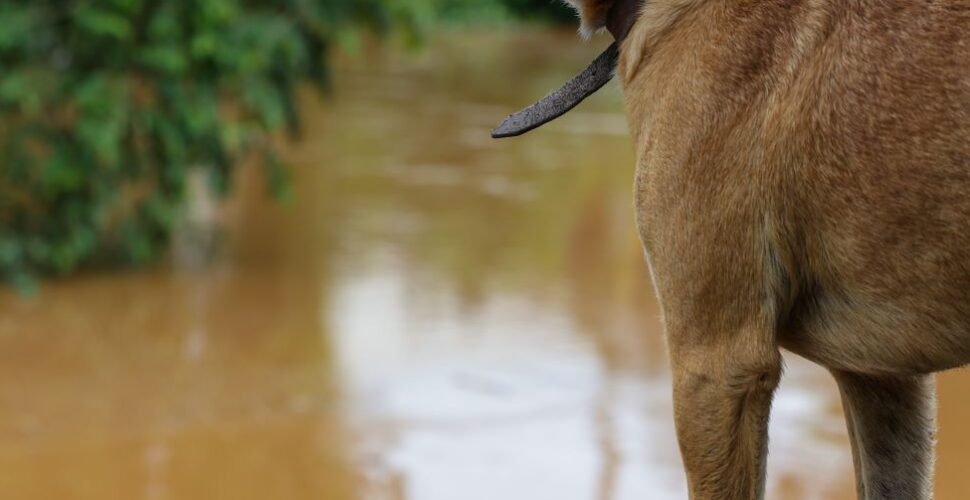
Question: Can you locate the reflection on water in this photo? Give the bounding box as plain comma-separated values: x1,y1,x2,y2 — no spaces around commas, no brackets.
3,29,968,500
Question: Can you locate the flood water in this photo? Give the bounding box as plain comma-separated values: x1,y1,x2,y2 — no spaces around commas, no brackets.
2,30,969,500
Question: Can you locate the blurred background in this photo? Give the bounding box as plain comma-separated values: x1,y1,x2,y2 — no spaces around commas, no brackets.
1,1,969,499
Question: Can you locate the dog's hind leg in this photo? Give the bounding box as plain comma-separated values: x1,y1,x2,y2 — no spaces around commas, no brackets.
833,371,936,500
839,388,867,500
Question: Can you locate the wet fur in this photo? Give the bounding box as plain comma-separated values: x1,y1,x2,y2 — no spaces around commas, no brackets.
564,0,970,498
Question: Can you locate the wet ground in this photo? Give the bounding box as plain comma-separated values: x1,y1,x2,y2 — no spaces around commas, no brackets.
1,30,969,500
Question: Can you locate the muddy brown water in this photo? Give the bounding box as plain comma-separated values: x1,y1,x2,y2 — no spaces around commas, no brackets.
1,30,968,500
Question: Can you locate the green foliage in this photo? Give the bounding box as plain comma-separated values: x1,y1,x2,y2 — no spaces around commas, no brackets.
395,0,573,26
0,0,568,289
494,0,576,22
0,0,407,288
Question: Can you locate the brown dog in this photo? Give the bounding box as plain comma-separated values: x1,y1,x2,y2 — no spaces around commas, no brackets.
495,0,970,498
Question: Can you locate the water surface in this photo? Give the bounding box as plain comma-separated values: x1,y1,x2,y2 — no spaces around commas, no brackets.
2,30,968,500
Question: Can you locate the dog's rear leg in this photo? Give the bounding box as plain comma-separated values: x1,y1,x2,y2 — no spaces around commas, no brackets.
833,371,936,500
668,325,781,500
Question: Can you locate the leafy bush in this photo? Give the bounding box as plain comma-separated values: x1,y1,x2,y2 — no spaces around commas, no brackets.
0,0,411,289
0,0,569,289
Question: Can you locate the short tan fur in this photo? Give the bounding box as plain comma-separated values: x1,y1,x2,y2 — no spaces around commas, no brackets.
562,0,969,498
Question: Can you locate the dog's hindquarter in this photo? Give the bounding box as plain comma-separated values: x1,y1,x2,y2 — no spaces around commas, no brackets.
771,0,970,374
624,0,970,375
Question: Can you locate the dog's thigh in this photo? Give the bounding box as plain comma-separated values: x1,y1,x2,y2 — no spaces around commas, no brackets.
833,370,936,500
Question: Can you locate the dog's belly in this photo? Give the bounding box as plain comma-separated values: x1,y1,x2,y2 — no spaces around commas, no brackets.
778,193,970,375
779,285,970,375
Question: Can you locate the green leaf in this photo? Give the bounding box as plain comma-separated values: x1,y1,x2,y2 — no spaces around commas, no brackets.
0,5,42,51
263,151,294,205
41,147,85,195
139,44,189,74
75,75,130,168
73,5,133,41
